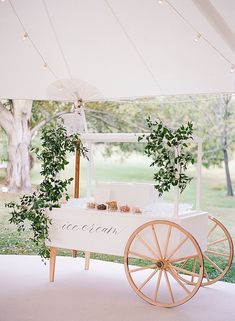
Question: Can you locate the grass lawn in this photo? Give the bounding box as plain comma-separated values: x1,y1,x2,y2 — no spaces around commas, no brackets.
0,153,234,282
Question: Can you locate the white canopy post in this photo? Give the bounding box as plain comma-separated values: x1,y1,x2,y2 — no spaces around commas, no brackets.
172,135,203,216
174,146,180,217
196,138,203,211
86,142,93,198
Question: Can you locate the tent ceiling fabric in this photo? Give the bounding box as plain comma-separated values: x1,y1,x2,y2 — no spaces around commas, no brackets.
0,0,235,101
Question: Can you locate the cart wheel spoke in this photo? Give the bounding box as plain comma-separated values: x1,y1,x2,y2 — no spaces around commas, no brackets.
179,257,190,269
124,220,204,307
168,268,190,294
169,264,201,278
203,254,224,273
205,250,229,258
164,270,175,303
208,222,218,237
168,256,201,286
167,236,189,260
136,234,159,259
163,226,172,258
151,225,163,258
170,255,196,263
154,269,163,302
129,264,157,273
208,237,227,247
128,251,157,262
201,216,234,286
138,269,158,291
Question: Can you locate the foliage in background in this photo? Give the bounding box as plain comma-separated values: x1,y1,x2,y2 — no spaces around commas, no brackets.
86,94,234,196
0,99,75,192
148,94,235,196
0,94,234,194
5,125,87,260
31,100,72,135
195,95,235,196
85,101,151,157
139,117,194,196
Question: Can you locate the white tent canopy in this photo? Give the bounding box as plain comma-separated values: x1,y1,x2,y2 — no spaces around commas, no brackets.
0,0,235,101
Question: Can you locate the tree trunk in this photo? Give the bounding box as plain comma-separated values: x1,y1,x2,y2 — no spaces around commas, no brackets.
0,100,71,192
220,96,234,197
6,100,33,192
223,148,234,196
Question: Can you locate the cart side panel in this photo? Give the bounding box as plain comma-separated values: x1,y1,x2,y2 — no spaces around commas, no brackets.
130,212,208,260
180,212,208,253
46,209,208,257
46,209,155,256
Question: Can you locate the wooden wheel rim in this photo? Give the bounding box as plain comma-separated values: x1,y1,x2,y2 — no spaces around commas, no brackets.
174,216,234,287
124,220,204,308
202,216,234,286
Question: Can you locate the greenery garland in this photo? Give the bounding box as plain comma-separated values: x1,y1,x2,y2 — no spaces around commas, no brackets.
6,125,88,260
139,117,195,196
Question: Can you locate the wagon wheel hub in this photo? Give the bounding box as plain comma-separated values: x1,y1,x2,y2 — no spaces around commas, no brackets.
156,260,168,270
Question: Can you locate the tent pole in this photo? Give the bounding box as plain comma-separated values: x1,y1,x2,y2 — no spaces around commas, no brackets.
72,141,91,268
74,148,80,199
72,147,80,258
174,146,180,217
196,139,202,211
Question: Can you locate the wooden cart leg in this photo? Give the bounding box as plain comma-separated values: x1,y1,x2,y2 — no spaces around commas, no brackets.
72,250,78,258
72,148,80,260
50,247,57,282
85,251,91,270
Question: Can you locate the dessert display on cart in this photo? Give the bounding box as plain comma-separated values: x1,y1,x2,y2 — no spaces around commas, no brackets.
46,132,234,308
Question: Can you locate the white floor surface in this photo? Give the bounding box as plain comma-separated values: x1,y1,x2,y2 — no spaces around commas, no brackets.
0,255,234,321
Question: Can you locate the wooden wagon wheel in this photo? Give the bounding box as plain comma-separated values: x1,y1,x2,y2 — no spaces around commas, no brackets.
201,216,234,285
124,220,204,308
171,216,234,287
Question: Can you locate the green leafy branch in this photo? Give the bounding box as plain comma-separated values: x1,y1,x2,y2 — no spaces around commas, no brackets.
139,117,194,196
6,125,88,260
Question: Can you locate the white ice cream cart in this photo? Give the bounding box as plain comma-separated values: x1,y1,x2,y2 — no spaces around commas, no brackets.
46,132,233,308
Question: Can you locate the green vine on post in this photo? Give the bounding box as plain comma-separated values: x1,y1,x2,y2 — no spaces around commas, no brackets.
6,125,88,260
139,117,195,196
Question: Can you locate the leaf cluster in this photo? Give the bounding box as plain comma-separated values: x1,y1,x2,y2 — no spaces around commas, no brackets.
6,125,88,260
139,117,194,196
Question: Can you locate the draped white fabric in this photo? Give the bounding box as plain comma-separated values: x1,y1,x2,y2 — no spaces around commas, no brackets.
0,0,235,101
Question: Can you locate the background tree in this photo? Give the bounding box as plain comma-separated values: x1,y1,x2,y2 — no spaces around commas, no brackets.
195,95,235,196
0,100,71,192
0,99,139,192
0,95,234,195
0,100,33,192
143,94,235,196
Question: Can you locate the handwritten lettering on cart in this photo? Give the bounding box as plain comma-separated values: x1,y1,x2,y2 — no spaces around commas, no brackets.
60,222,127,236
